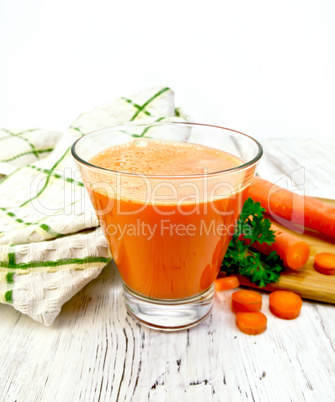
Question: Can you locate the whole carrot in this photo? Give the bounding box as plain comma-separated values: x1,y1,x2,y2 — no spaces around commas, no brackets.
249,177,335,238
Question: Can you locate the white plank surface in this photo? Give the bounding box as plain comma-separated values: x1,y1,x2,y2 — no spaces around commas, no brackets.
1,139,335,402
257,138,335,199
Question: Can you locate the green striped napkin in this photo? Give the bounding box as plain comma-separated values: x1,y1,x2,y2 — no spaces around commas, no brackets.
0,87,183,325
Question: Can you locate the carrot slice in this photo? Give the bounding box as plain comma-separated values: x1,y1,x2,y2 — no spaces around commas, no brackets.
215,276,240,292
236,312,267,335
314,252,335,275
249,177,335,238
269,290,302,319
232,290,262,313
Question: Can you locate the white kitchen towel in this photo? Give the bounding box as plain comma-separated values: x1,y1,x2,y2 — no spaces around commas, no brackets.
0,86,183,325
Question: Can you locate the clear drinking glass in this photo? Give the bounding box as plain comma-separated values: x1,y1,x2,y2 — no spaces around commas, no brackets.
71,122,262,331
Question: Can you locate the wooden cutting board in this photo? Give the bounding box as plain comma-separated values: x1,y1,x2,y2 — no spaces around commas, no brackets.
238,198,335,304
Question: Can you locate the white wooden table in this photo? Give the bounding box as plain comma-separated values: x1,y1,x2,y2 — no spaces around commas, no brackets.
1,139,335,402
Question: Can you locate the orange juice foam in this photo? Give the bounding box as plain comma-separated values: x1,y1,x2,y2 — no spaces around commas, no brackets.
90,139,241,175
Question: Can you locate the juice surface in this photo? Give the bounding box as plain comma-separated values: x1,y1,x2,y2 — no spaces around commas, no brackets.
89,139,248,299
90,139,241,176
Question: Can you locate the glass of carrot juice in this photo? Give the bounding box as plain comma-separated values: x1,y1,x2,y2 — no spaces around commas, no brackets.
71,122,262,330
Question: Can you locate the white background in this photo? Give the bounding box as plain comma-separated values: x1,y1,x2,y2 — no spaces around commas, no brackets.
0,0,334,139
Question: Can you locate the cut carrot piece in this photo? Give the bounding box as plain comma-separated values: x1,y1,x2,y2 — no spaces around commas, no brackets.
269,290,302,319
215,276,240,292
249,177,335,238
232,290,262,313
314,253,335,275
236,312,267,335
251,223,310,270
240,223,310,270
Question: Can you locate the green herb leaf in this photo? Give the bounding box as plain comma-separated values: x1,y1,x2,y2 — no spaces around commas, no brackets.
221,197,284,287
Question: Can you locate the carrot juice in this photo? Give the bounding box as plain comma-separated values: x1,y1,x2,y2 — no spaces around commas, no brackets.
88,139,249,300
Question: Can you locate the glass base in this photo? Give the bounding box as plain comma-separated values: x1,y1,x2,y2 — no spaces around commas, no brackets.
123,285,214,331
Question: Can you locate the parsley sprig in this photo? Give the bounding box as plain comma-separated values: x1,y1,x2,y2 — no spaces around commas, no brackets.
221,197,284,287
